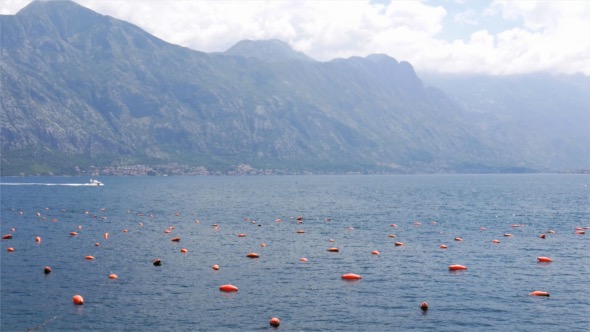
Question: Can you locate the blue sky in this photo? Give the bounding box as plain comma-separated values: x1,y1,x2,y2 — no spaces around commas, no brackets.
436,1,521,41
2,0,589,75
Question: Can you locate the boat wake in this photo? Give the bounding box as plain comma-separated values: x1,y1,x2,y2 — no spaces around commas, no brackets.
1,179,104,186
0,183,99,186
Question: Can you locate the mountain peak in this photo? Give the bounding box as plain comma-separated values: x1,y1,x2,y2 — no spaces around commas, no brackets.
224,39,315,62
366,53,398,64
13,0,106,40
18,0,92,16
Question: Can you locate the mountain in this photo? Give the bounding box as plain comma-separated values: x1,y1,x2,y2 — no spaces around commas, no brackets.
1,0,588,175
421,73,590,170
224,39,315,62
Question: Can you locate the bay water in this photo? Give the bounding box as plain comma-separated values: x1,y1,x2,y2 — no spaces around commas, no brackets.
1,174,589,331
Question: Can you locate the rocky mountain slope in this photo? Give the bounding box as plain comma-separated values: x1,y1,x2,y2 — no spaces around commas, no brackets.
1,1,588,175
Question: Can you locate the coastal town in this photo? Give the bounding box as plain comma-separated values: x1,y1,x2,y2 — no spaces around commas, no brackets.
88,163,308,176
76,164,589,177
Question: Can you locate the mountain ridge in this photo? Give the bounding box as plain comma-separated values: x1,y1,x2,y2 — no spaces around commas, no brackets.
223,39,316,62
1,0,588,175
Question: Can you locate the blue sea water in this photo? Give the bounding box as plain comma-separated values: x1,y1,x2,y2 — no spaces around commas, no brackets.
1,174,589,331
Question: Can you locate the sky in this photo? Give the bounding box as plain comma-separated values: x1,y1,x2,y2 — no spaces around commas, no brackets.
2,0,589,75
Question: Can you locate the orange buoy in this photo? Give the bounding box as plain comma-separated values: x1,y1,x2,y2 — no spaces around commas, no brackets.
390,224,398,228
388,234,396,238
575,230,585,235
44,266,52,274
180,248,188,253
171,237,180,242
448,264,467,271
7,247,14,252
219,284,238,292
480,227,487,230
371,250,380,255
70,231,78,236
327,247,339,252
35,236,41,243
260,243,266,247
269,317,281,327
164,229,171,234
420,302,429,310
529,290,550,297
85,255,95,260
454,237,463,241
237,233,247,237
394,242,404,246
341,273,362,280
299,257,308,262
108,273,118,279
212,264,220,270
122,229,128,233
246,253,259,258
440,244,448,249
503,233,513,237
2,234,12,240
153,258,162,266
95,242,101,246
537,256,553,263
296,230,305,234
492,239,500,244
547,230,556,234
539,234,546,239
72,295,84,305
104,233,109,239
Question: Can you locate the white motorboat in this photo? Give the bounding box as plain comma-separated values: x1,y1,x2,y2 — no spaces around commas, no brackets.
89,179,104,186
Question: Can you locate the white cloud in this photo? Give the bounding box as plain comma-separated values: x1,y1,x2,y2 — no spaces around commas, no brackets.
453,9,478,26
1,0,589,75
0,0,29,15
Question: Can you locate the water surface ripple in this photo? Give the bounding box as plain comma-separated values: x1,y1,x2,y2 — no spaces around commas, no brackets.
1,174,589,331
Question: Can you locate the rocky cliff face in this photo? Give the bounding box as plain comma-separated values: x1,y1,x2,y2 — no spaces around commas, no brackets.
1,1,587,175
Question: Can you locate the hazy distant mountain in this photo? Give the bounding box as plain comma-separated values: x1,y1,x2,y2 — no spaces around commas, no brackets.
1,0,588,175
421,73,590,170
